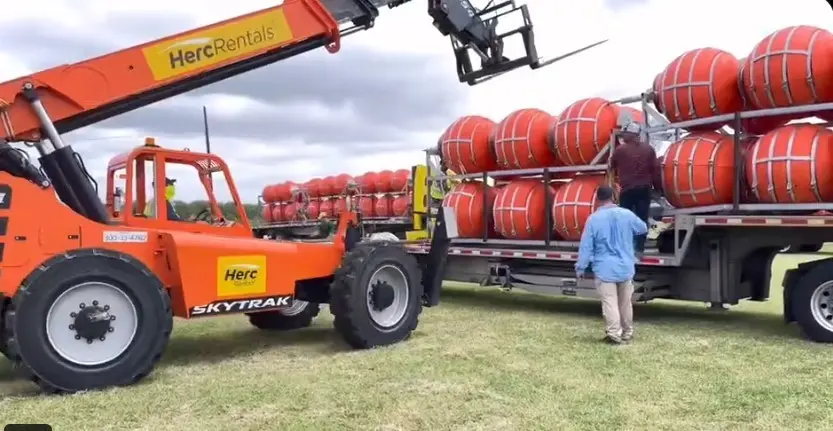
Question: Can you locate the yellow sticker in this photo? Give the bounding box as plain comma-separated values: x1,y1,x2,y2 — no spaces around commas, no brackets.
217,255,267,297
142,9,293,81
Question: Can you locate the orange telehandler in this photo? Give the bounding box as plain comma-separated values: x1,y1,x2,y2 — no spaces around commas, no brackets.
0,0,604,394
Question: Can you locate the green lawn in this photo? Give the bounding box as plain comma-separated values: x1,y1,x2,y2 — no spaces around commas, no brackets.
1,253,833,430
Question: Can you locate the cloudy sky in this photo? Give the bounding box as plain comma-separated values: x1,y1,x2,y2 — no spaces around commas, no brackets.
0,0,830,202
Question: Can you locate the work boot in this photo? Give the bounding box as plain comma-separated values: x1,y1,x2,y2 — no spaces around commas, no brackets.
601,334,622,345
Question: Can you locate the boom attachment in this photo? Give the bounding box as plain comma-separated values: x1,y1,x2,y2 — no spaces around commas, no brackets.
425,0,608,85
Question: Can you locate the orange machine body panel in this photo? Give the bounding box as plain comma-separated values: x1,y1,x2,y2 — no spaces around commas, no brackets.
439,115,498,174
552,174,607,241
374,195,392,217
493,179,556,240
0,0,340,142
741,26,833,113
653,48,743,129
660,132,736,208
746,124,833,203
442,182,496,238
493,108,559,169
0,174,350,318
552,97,620,166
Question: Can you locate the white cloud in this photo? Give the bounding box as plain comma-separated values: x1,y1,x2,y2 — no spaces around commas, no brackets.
0,0,830,204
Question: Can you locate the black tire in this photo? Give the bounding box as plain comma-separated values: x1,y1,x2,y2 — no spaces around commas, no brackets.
790,261,833,343
329,242,423,349
247,301,321,330
3,248,173,393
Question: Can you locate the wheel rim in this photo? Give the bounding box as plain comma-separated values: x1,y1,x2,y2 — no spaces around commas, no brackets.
279,300,308,316
810,280,833,332
45,281,139,366
366,264,409,329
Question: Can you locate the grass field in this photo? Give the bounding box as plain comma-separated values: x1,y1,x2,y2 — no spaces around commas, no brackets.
2,253,833,430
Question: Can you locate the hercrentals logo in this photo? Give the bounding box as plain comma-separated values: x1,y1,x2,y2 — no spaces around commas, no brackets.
216,255,267,297
142,9,293,81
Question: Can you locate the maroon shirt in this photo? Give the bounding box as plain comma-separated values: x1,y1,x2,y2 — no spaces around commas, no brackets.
610,142,660,192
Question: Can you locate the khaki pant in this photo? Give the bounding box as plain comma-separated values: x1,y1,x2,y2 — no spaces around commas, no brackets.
595,279,635,340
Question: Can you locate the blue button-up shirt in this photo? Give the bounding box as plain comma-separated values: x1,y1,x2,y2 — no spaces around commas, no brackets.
575,204,648,283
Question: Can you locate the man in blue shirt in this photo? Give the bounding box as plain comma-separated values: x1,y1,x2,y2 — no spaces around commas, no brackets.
576,186,648,345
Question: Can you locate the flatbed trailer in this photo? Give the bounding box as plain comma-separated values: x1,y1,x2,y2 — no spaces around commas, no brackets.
255,216,415,239
406,94,833,343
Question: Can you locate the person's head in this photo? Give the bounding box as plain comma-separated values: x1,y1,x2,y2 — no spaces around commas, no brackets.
596,186,615,206
151,177,177,200
620,122,643,145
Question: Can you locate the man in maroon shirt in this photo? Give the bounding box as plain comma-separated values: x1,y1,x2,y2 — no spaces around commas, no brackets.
609,122,660,256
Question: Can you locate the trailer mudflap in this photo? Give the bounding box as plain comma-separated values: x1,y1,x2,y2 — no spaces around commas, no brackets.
421,206,455,307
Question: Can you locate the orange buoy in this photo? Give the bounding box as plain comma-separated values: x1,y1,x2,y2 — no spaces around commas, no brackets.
552,174,608,241
333,197,349,215
653,48,743,129
283,202,298,221
375,194,392,217
391,169,410,192
442,182,496,238
391,194,410,217
273,182,298,202
319,176,335,196
359,196,376,217
304,178,322,198
376,170,394,193
553,98,621,166
319,199,334,217
358,172,378,194
261,204,274,222
332,174,353,195
493,108,559,169
262,185,277,203
271,203,283,222
741,26,833,113
660,132,736,208
745,124,833,203
439,115,498,174
306,200,320,219
493,179,557,240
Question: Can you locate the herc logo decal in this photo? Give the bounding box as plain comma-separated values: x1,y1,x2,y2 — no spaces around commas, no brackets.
217,255,267,297
141,9,293,81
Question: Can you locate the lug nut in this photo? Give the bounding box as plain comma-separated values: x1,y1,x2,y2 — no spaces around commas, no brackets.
92,300,98,306
70,312,77,318
86,339,93,344
99,336,106,341
108,327,114,333
75,335,81,340
69,324,75,330
103,305,110,311
110,316,116,321
79,303,86,309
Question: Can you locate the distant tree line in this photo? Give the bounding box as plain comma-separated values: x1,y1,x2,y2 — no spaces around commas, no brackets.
171,200,266,225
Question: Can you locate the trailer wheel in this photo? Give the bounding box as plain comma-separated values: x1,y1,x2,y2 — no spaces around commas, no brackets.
3,249,172,393
790,261,833,343
247,301,321,330
329,242,423,349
